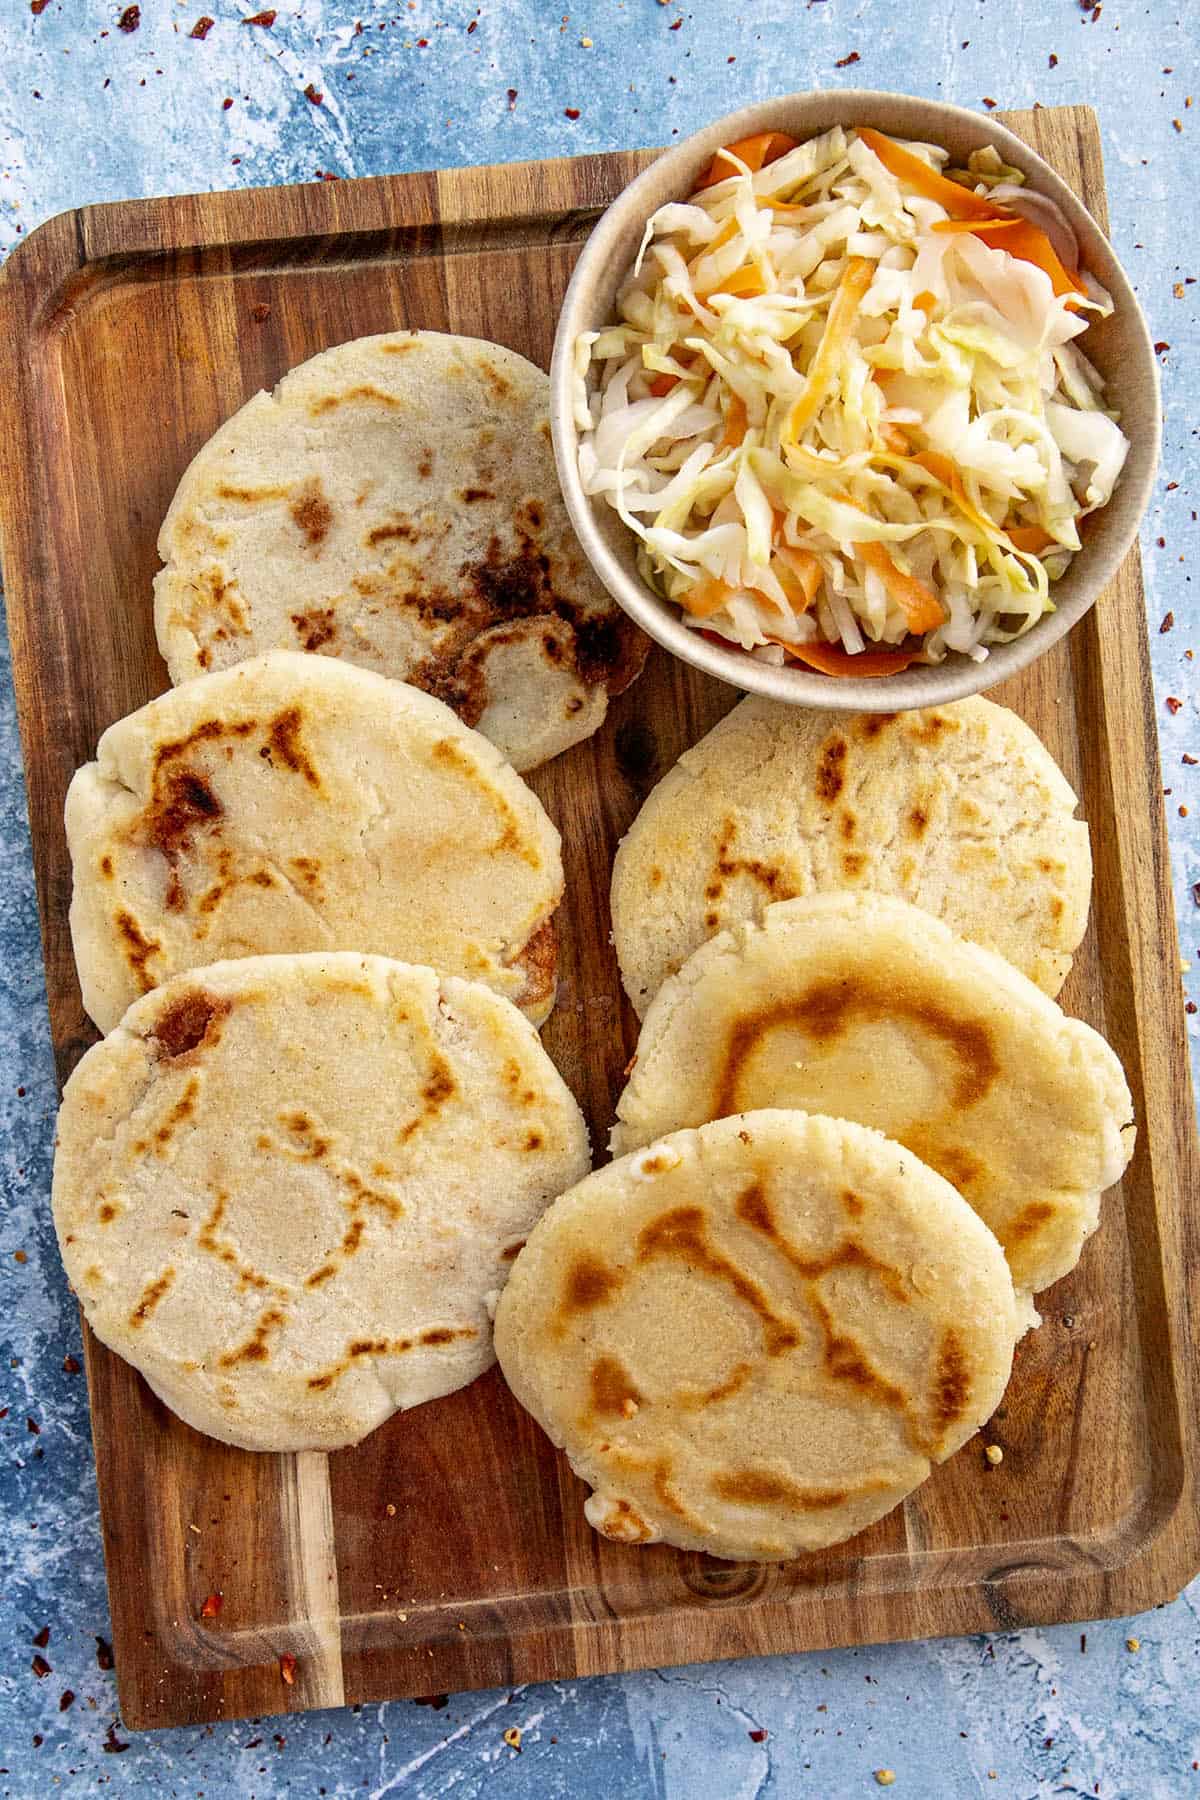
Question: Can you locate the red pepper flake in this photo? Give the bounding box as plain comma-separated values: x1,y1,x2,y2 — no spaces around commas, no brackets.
1188,1001,1198,1015
243,8,276,23
416,36,428,46
31,1655,51,1679
59,1690,75,1712
31,1734,43,1748
189,13,214,34
1049,52,1058,66
31,0,51,13
749,1728,768,1742
95,1636,114,1671
103,1722,130,1754
26,1416,40,1434
280,1652,297,1685
117,4,140,30
63,1354,81,1373
1155,342,1171,355
506,87,518,108
200,1592,223,1619
414,1693,450,1709
982,97,998,109
1180,804,1188,817
0,1407,8,1419
13,1249,27,1263
222,96,234,109
669,14,681,24
834,51,860,67
1167,696,1183,714
1161,611,1175,632
467,17,477,29
32,1626,50,1649
251,302,271,321
304,83,323,104
1184,753,1198,765
564,107,580,119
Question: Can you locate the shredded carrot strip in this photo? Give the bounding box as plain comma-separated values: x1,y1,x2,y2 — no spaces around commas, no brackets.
857,127,1003,221
855,539,945,634
932,214,1085,299
718,392,748,450
699,261,769,300
692,216,741,265
773,545,824,610
679,576,735,618
647,373,680,397
912,289,938,312
900,449,994,535
786,256,876,438
768,635,919,678
755,196,809,216
694,131,799,191
879,422,911,454
1005,523,1057,553
930,217,1022,235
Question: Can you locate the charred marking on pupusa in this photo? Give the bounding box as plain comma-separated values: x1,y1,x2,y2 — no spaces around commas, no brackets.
115,910,160,991
153,990,230,1060
637,1204,799,1356
218,1306,287,1367
129,1267,175,1327
715,980,1000,1117
589,1355,642,1418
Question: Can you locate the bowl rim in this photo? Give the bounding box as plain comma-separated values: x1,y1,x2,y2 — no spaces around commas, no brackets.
549,89,1161,713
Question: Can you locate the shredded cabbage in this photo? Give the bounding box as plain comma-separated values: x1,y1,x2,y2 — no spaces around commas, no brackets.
577,126,1128,668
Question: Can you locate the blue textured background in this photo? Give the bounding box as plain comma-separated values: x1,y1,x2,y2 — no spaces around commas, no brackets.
1,3,1197,1795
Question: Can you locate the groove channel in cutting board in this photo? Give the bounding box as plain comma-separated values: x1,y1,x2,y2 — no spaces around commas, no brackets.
0,109,1196,1731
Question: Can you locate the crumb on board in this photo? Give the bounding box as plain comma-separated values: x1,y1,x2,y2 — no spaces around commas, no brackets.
503,1726,522,1751
984,1443,1004,1466
875,1775,896,1788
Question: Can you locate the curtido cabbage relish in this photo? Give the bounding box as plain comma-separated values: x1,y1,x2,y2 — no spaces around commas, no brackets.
574,125,1129,676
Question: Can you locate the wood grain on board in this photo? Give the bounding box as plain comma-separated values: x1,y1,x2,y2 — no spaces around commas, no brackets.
0,108,1196,1732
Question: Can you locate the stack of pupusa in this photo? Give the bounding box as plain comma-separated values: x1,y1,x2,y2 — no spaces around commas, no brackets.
50,328,653,1455
492,697,1135,1562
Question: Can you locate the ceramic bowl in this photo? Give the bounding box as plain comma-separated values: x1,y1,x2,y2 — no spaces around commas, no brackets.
549,90,1160,711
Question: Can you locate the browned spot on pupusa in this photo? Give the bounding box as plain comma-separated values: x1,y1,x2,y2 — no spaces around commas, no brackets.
289,478,332,550
310,384,401,415
705,819,798,925
115,910,161,992
589,1355,642,1418
906,1131,982,1196
734,1181,949,1452
815,735,848,804
856,713,896,742
712,1469,852,1510
678,1360,754,1410
153,989,230,1059
1003,1199,1055,1249
278,1110,332,1159
841,1189,865,1218
216,482,291,504
99,853,115,880
714,979,1000,1119
306,1324,476,1390
638,1205,799,1356
839,812,858,844
164,868,186,912
153,1076,201,1154
929,1328,970,1441
264,707,321,787
198,1191,275,1294
129,1267,175,1327
98,1201,120,1225
460,487,495,504
381,338,418,355
366,519,417,546
906,710,959,747
560,1256,622,1319
594,1498,653,1543
218,1306,286,1367
396,1051,457,1144
511,918,557,1016
291,607,337,650
907,805,930,840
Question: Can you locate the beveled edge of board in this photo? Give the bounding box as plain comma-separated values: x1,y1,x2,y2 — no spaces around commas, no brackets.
0,110,1197,1733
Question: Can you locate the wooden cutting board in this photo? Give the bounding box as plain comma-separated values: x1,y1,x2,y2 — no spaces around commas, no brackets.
1,107,1197,1733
